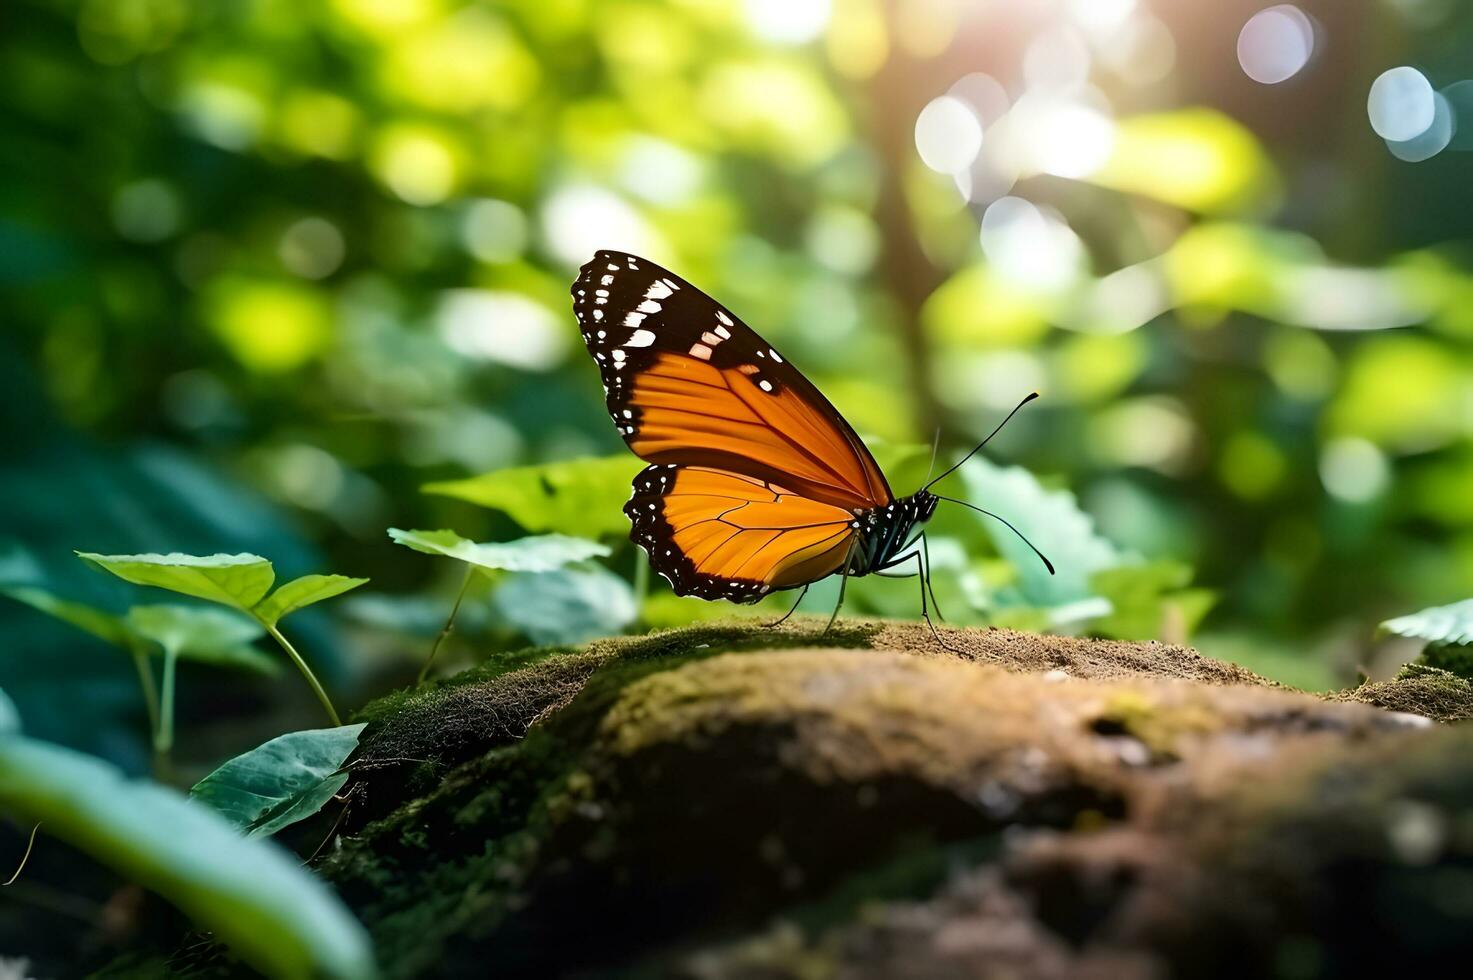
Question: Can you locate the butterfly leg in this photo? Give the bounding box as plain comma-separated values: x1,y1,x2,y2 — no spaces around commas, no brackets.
900,548,956,652
922,534,946,623
765,584,810,629
822,541,858,638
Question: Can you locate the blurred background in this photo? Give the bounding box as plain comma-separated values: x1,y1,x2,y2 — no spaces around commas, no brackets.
2,0,1472,764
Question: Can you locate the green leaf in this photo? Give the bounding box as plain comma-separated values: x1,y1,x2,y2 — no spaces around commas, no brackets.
76,552,275,613
1089,561,1216,642
124,605,278,674
191,724,366,838
493,565,637,644
0,686,18,734
1382,598,1473,647
956,459,1127,609
1,585,134,648
388,528,611,574
254,574,369,626
423,455,644,539
0,735,375,980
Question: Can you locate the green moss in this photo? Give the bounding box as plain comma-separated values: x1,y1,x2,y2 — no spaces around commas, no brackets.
1336,664,1473,722
1089,689,1221,759
1417,641,1473,682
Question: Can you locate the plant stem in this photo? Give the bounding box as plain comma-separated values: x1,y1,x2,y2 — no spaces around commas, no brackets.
633,555,649,624
127,645,161,742
263,622,341,726
156,649,177,755
420,566,473,684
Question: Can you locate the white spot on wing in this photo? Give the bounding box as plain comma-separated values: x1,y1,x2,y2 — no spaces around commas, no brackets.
690,343,712,360
769,349,783,362
714,324,732,339
637,299,662,314
624,311,646,328
627,329,657,347
759,379,774,392
701,331,721,345
716,310,734,327
645,280,674,300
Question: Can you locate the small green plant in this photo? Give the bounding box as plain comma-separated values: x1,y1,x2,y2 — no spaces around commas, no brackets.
76,552,367,726
191,724,366,837
1381,598,1473,680
1,586,275,766
387,528,609,681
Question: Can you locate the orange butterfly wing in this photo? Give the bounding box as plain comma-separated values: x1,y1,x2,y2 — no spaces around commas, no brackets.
625,466,857,601
573,250,890,601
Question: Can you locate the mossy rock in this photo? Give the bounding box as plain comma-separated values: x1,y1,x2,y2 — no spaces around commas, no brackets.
96,619,1473,978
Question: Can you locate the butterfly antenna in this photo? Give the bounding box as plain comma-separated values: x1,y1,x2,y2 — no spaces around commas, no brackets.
920,427,942,491
924,392,1039,492
932,494,1055,575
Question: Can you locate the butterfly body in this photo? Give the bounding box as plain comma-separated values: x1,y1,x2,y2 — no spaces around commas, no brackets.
849,491,939,578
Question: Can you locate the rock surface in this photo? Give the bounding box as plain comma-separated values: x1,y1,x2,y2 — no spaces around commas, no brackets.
136,620,1473,977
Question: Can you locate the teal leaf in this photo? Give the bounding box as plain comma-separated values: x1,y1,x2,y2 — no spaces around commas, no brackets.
76,552,275,613
191,724,366,838
0,686,18,734
388,528,610,574
124,605,278,674
0,735,375,980
423,455,644,539
254,574,369,627
956,459,1126,609
1381,598,1473,647
493,565,637,645
1,585,135,648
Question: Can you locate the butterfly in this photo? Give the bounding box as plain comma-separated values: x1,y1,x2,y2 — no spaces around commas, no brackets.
571,250,1052,636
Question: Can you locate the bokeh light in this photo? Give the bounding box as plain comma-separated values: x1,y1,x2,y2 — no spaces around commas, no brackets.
1029,99,1116,179
1368,66,1436,142
460,199,528,264
112,180,182,243
914,95,983,175
1320,437,1391,503
980,197,1087,293
1237,6,1315,85
540,186,657,268
435,291,568,372
278,219,346,280
744,0,832,44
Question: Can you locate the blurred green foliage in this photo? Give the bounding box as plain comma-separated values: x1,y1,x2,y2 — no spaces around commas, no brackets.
2,0,1473,748
0,723,375,979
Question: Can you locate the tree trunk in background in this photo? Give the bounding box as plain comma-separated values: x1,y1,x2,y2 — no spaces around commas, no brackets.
865,9,947,441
